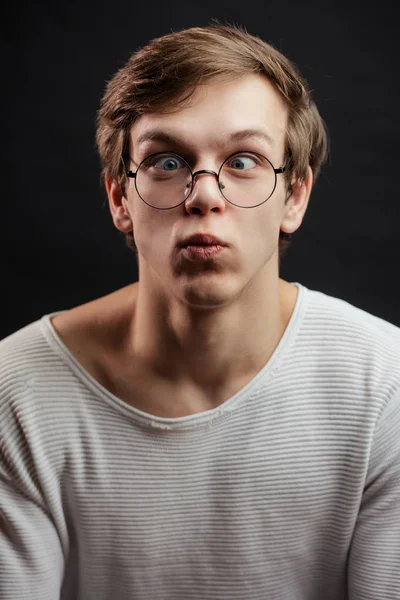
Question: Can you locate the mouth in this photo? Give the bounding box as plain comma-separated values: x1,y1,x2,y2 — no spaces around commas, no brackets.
178,234,228,248
178,234,228,262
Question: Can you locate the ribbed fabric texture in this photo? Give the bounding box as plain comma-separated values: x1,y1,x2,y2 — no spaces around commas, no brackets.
1,283,400,600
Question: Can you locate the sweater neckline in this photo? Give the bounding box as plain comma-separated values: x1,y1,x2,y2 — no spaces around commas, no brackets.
40,282,308,431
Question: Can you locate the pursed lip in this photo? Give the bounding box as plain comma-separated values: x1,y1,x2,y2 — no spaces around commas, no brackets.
178,234,228,247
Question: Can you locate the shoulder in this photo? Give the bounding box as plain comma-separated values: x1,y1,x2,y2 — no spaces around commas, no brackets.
0,284,137,413
0,303,115,486
302,286,400,349
0,316,70,500
0,313,73,424
0,316,53,386
296,285,400,409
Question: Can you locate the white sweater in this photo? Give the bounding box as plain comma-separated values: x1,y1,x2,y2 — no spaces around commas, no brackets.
1,283,400,600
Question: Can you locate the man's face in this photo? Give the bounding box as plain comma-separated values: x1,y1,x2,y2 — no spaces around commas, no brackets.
117,74,309,308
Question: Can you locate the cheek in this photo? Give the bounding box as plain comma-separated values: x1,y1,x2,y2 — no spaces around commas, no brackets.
247,203,284,249
132,204,175,260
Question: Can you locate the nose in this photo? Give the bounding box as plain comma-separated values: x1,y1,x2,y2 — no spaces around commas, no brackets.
184,169,226,215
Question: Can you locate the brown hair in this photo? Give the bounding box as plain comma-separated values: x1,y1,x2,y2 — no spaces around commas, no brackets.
96,23,328,258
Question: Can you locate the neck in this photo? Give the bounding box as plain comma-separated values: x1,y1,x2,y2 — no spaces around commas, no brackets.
128,274,298,396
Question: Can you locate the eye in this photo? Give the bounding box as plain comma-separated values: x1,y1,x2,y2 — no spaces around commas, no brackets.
151,154,185,171
228,155,258,171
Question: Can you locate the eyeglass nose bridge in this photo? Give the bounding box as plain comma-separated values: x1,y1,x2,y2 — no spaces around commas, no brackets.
188,169,225,195
192,169,218,178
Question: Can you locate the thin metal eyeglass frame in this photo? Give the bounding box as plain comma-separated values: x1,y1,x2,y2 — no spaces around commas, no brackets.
125,151,286,210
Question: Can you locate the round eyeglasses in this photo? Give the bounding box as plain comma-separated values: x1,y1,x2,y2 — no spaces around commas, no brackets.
125,151,286,210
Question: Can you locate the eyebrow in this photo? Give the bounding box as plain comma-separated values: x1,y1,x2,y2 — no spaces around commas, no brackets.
135,128,275,149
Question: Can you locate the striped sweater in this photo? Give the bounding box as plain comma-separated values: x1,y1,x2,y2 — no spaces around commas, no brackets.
1,283,400,599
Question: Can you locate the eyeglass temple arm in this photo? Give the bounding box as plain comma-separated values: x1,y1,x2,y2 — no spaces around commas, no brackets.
274,166,286,174
126,170,136,178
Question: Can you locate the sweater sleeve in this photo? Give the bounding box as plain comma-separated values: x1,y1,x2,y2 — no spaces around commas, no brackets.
348,389,400,600
0,473,65,599
0,384,65,599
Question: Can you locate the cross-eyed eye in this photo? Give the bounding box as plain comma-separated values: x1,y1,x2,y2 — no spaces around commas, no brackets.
151,154,186,171
228,155,258,171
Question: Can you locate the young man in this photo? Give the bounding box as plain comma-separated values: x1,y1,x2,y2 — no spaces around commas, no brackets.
1,24,399,600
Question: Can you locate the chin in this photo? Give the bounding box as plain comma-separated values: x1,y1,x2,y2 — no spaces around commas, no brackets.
177,276,240,310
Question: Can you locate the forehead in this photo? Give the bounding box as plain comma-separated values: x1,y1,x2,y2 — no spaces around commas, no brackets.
130,74,288,155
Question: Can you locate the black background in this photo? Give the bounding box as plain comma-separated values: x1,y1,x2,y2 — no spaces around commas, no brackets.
2,0,399,340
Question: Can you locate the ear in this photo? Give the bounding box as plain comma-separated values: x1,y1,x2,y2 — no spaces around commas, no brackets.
106,176,133,233
280,166,313,234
